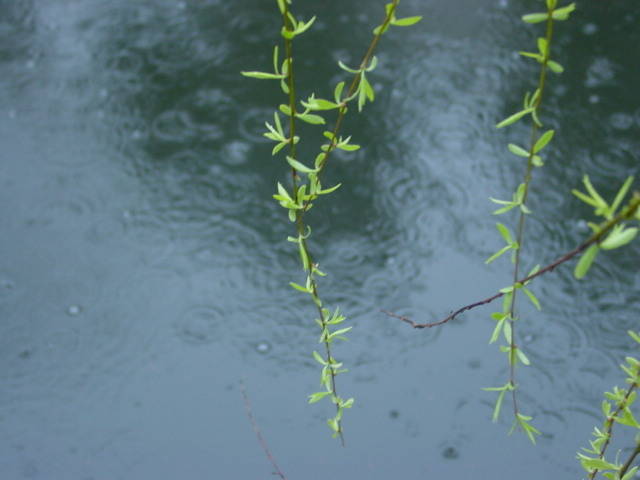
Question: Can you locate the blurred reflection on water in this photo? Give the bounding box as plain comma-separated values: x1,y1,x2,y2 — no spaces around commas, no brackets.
0,0,638,478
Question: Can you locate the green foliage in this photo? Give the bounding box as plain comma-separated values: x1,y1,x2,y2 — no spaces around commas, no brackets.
572,176,639,278
577,331,640,480
242,0,421,441
243,0,640,467
483,0,585,444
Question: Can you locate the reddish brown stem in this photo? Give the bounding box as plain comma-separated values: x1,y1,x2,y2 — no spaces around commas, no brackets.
383,194,640,328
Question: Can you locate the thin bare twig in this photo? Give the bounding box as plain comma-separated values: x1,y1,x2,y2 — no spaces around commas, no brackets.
240,381,288,480
383,194,640,329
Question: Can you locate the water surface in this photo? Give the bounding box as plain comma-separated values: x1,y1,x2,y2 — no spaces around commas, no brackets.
1,0,639,478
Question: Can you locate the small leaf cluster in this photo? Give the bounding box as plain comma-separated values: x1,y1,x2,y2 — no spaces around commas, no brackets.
373,1,422,36
309,306,354,437
577,331,640,480
572,176,638,279
490,183,532,215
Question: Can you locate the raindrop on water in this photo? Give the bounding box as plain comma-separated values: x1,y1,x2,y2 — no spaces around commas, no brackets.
67,305,82,316
255,341,271,354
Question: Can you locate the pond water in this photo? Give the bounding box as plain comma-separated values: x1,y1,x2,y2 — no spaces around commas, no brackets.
1,0,639,478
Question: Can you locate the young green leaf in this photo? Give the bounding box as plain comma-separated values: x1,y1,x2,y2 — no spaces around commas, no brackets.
547,60,564,74
522,12,548,23
308,391,331,404
286,156,318,174
575,244,600,279
600,226,638,250
485,245,512,265
296,112,325,125
241,71,286,80
533,129,555,153
610,176,634,214
391,16,423,27
496,108,533,128
551,3,576,21
334,81,345,103
492,389,507,422
508,144,530,157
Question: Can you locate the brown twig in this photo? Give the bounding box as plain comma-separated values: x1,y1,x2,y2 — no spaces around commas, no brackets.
383,193,640,329
240,381,288,480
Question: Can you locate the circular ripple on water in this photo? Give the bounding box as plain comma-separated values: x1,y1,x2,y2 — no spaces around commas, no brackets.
175,305,224,346
235,298,314,369
151,109,197,144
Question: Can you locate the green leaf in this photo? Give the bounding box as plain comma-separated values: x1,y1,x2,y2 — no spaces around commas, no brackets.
578,455,618,471
496,223,513,244
334,81,345,103
575,244,600,279
290,281,311,293
328,326,353,341
241,71,285,80
485,245,513,265
518,415,541,444
341,398,354,409
611,176,634,214
308,98,340,110
522,12,548,23
318,183,342,195
496,108,533,128
516,347,531,365
492,389,507,422
279,104,292,116
600,226,638,250
336,141,361,152
296,112,325,125
508,144,530,157
308,391,331,404
523,287,541,310
551,3,576,21
537,37,548,57
547,60,564,74
583,175,609,212
489,315,506,344
286,156,319,174
391,15,423,26
519,51,543,62
572,189,600,208
533,129,555,153
338,60,360,74
313,349,328,367
272,141,288,156
532,155,544,167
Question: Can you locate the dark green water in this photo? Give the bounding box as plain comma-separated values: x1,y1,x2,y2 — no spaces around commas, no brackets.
1,1,638,478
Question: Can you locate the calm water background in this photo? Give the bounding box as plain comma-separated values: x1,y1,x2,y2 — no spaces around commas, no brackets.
1,0,639,478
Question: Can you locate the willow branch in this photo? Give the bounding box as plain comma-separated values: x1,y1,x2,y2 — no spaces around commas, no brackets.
588,377,639,480
383,193,640,329
305,0,399,202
